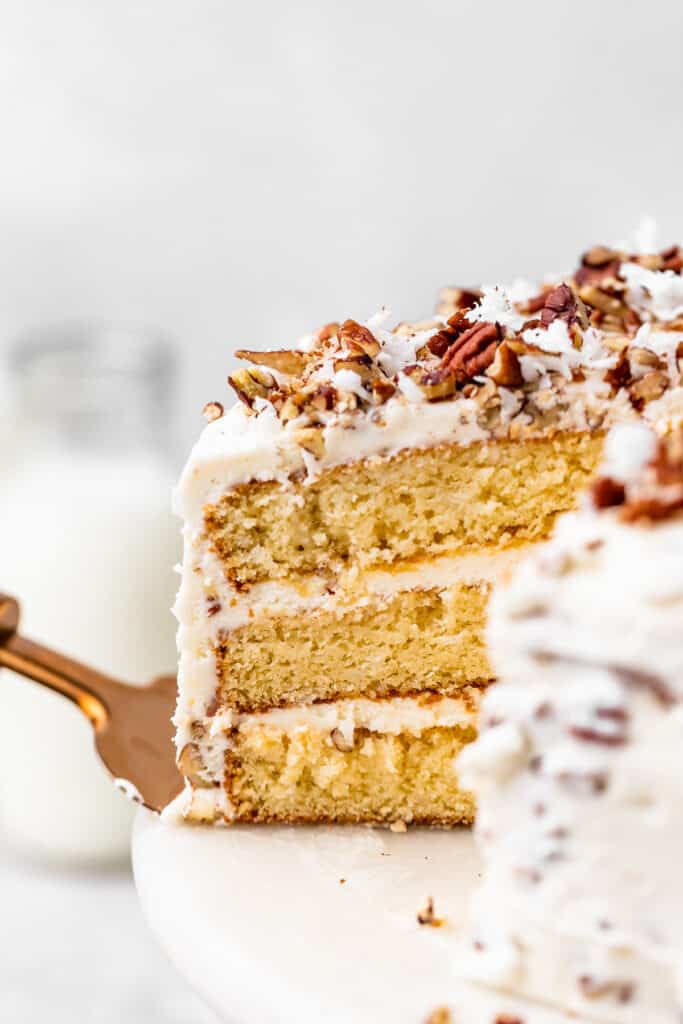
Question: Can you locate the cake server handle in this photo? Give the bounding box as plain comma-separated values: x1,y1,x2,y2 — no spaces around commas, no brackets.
0,593,120,725
0,592,182,812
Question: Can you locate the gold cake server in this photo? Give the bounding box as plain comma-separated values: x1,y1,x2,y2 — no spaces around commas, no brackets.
0,592,182,812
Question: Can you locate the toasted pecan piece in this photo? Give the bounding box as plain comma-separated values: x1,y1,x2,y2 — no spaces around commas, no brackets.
403,365,456,401
235,348,310,376
228,367,277,408
202,400,224,422
440,321,501,382
338,318,381,357
487,340,523,387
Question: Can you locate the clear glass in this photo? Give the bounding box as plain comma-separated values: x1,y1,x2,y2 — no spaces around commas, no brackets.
0,324,180,866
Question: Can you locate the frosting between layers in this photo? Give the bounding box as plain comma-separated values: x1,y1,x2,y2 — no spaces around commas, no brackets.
211,688,480,742
172,540,521,753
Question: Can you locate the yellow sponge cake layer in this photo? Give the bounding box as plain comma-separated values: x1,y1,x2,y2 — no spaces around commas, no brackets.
215,581,491,711
225,725,476,825
205,432,605,587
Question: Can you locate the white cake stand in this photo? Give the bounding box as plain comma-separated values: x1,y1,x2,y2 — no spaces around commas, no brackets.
133,810,580,1023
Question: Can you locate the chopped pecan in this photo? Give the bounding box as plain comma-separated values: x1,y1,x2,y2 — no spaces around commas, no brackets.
403,364,456,401
371,377,397,403
487,341,523,387
338,319,381,357
521,286,552,314
628,369,669,408
235,348,309,376
316,321,340,343
435,285,481,316
427,310,471,356
228,367,277,408
577,284,624,316
568,724,628,747
652,433,683,485
628,347,662,372
330,727,354,752
578,975,635,1003
416,897,445,927
661,244,683,273
574,246,622,286
202,400,224,422
440,321,502,382
293,426,325,458
333,353,374,382
540,283,588,329
308,384,337,411
177,742,211,788
591,476,626,510
604,350,631,391
620,480,683,522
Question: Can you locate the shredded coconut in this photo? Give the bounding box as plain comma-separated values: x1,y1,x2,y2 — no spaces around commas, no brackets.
466,285,525,332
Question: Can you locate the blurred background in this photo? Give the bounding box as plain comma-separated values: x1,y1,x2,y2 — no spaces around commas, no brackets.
0,0,682,1020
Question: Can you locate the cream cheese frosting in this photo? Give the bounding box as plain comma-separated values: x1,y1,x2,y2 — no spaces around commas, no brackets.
458,423,683,1023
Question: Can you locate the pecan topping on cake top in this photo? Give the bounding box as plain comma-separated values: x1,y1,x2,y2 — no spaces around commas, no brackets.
206,235,683,464
592,426,683,523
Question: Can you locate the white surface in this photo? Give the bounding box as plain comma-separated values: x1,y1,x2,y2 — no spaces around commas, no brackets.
133,810,584,1023
0,835,219,1024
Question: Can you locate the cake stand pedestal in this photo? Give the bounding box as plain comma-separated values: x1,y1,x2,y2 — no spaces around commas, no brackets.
133,810,579,1023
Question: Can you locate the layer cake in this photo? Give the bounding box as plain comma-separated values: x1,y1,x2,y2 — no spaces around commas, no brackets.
169,237,683,825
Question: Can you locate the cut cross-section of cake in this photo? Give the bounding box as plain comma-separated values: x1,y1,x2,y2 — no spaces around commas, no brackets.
459,423,683,1022
170,238,683,826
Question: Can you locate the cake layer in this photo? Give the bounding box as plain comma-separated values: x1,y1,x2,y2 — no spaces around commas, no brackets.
225,725,475,825
215,581,491,711
170,690,480,825
174,546,522,726
204,432,605,586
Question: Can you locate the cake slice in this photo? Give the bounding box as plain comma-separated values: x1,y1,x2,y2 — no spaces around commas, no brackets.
459,423,683,1022
170,238,683,826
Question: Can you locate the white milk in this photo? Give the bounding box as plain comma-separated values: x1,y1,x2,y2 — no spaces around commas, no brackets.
0,328,180,864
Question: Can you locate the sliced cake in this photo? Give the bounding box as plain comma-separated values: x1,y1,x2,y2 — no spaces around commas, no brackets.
170,238,683,826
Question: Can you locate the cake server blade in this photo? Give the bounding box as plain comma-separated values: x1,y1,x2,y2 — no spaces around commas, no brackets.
0,592,182,813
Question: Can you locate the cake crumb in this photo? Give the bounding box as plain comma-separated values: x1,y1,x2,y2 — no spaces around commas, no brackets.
389,820,408,833
417,896,446,927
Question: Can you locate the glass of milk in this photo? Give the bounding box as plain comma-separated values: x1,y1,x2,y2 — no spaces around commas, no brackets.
0,326,180,866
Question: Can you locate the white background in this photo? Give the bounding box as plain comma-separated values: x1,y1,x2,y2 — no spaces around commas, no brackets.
1,1,682,1021
2,0,683,453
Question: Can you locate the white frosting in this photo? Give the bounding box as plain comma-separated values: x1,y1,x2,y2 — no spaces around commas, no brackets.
459,442,683,1021
600,422,658,484
215,689,480,742
621,261,683,323
466,285,525,332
